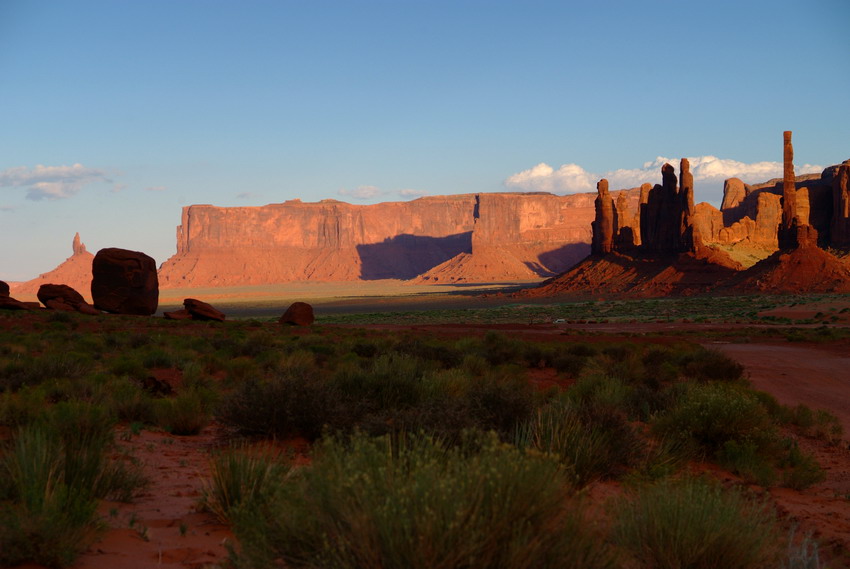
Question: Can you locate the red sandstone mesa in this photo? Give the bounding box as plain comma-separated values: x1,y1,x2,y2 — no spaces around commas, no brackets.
91,248,159,315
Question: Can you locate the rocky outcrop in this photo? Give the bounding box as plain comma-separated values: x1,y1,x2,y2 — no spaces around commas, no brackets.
72,232,87,255
162,192,626,287
11,233,94,300
37,284,100,315
592,179,615,254
0,281,8,297
280,302,315,326
721,178,748,211
832,163,850,246
91,248,159,315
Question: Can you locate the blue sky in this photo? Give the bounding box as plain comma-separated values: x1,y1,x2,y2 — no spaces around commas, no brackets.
1,0,848,281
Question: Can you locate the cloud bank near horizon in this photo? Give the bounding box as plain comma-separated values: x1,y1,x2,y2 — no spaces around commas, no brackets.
0,163,112,201
505,156,826,202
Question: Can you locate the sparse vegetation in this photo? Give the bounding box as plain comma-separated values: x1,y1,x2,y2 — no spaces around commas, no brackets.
1,292,846,567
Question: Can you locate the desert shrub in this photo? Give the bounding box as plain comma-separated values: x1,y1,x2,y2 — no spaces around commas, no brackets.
217,373,346,440
0,352,93,392
779,441,825,490
551,352,588,376
0,403,146,567
516,401,641,486
107,380,156,424
811,409,843,444
718,440,777,487
108,356,147,381
0,385,49,427
395,337,463,368
203,445,291,523
653,382,777,457
154,389,212,436
226,432,614,569
480,330,525,365
678,348,745,382
612,476,780,569
141,347,176,369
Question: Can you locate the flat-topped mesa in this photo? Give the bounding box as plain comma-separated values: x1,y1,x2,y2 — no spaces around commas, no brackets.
592,179,615,254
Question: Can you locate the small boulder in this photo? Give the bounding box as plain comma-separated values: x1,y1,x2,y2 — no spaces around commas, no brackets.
279,302,314,326
183,298,226,322
91,248,159,315
163,308,193,320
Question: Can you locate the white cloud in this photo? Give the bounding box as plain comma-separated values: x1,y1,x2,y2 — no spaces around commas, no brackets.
504,162,596,193
399,188,429,198
505,156,825,205
112,183,127,193
338,185,383,200
0,205,14,212
0,163,111,201
145,185,167,192
236,191,260,200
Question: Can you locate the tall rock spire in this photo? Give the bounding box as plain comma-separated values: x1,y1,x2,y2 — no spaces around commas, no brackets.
592,179,615,254
72,232,87,256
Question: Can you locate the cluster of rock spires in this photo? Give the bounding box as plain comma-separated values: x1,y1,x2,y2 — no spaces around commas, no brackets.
529,131,850,297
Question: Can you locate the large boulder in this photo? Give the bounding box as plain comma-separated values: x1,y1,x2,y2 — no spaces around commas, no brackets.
183,298,226,322
279,302,314,326
0,280,9,297
91,248,159,315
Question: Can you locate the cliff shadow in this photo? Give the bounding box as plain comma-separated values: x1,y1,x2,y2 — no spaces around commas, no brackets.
356,232,473,280
532,243,591,276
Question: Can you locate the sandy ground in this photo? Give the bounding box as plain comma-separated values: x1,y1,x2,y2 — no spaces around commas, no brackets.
712,343,850,434
73,426,233,569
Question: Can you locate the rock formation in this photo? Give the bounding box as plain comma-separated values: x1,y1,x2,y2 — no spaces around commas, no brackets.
280,301,315,326
91,248,159,315
592,179,615,254
0,281,8,297
832,163,850,246
11,233,94,300
183,298,225,321
161,192,633,287
523,131,850,298
37,283,100,315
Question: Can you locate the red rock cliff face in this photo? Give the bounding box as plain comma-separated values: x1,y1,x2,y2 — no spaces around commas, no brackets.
159,192,610,287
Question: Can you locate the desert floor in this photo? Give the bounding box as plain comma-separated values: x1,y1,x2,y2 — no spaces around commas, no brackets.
6,287,850,569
